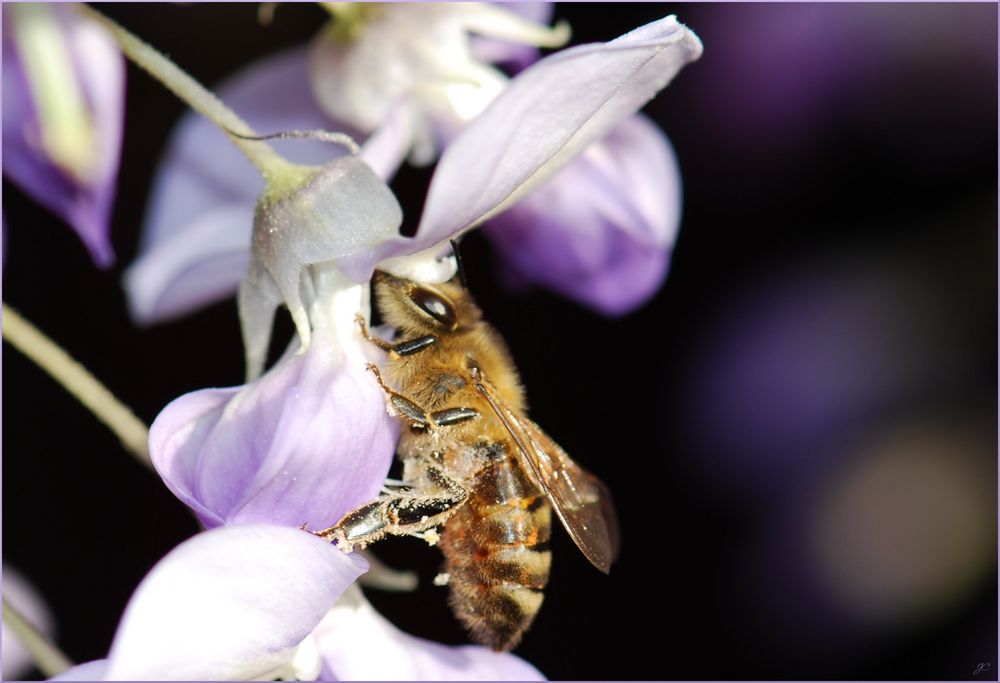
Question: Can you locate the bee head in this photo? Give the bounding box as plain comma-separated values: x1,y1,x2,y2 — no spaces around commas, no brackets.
373,270,481,334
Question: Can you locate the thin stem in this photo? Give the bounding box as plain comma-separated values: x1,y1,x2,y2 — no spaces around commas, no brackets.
77,4,297,182
357,550,418,592
2,596,73,677
2,304,151,469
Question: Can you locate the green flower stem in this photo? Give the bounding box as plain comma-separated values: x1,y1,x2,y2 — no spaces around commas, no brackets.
77,3,300,184
2,304,151,469
2,596,73,677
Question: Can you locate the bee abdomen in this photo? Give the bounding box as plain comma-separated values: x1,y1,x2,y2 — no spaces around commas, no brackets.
441,490,553,652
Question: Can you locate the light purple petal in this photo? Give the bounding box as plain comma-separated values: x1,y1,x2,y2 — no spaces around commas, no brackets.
1,4,123,268
103,525,367,680
315,589,545,681
485,114,681,315
359,102,414,181
409,14,701,254
149,324,398,530
126,48,340,325
123,204,253,324
2,565,55,680
50,660,109,681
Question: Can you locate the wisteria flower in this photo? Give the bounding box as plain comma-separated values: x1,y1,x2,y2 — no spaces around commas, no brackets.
150,13,702,525
483,113,682,315
138,13,700,676
309,3,693,314
125,8,701,324
2,3,124,267
51,526,542,680
309,2,570,166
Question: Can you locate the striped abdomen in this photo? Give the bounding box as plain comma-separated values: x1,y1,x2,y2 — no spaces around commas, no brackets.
440,453,553,652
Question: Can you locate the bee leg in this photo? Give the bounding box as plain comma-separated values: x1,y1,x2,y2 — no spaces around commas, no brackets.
429,407,480,427
366,364,478,430
366,363,435,428
355,314,437,358
313,465,468,552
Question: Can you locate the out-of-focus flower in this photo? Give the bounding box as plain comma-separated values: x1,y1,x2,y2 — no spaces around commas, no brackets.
670,226,996,666
2,3,124,267
682,4,995,167
2,564,55,680
469,3,557,73
309,2,570,166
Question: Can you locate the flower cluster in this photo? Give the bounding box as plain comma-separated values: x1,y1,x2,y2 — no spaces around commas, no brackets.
2,3,123,267
4,5,701,679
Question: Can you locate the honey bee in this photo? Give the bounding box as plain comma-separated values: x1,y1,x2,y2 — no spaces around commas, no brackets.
316,267,619,651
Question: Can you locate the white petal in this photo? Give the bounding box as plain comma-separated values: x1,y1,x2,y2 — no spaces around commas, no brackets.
239,155,402,376
315,587,544,681
103,525,367,680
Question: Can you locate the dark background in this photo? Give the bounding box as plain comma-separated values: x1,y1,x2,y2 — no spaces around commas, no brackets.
3,3,997,680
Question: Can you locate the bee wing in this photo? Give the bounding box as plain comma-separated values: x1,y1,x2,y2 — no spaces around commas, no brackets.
473,376,620,573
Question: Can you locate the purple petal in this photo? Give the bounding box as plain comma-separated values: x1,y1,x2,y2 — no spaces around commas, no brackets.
1,4,123,268
123,204,253,324
102,525,367,680
126,48,340,325
149,324,398,529
315,589,545,680
484,114,680,315
410,14,701,254
359,102,415,181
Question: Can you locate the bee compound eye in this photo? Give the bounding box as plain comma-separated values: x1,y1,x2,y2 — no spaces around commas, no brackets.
410,287,457,328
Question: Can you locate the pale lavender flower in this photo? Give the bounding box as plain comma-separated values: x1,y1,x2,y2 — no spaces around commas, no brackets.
308,3,570,166
307,4,696,315
2,4,124,267
50,526,539,679
484,113,681,315
150,306,399,530
123,48,335,324
126,11,701,325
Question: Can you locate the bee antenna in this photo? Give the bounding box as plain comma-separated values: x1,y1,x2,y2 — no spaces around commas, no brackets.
450,239,468,290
